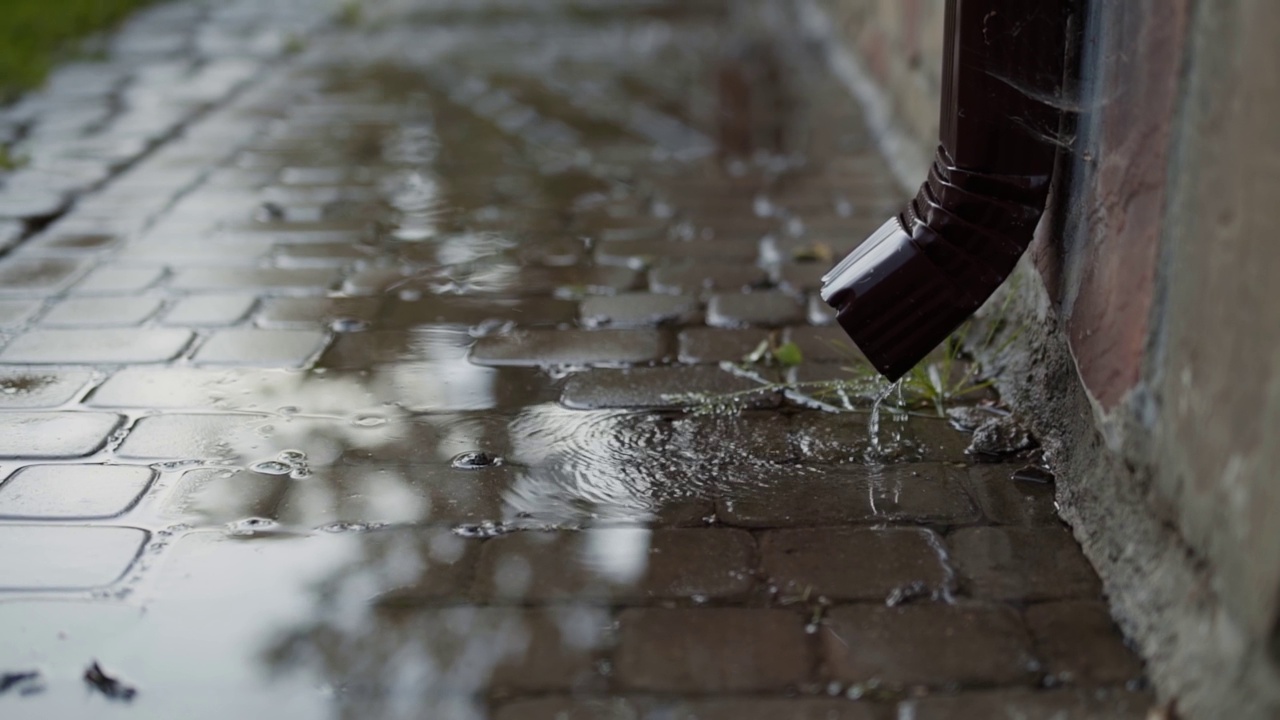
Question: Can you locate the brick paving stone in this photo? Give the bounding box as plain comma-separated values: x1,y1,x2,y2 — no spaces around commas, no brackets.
470,329,670,366
70,264,166,294
319,329,473,368
381,297,579,328
271,242,371,267
367,531,481,604
761,527,950,601
0,220,23,253
432,265,640,296
616,608,811,692
0,258,87,296
0,328,193,364
117,413,379,465
341,267,413,295
821,604,1039,688
707,291,805,328
493,697,644,720
649,262,768,294
0,464,154,519
670,699,888,720
580,292,700,328
785,326,865,363
170,267,340,294
560,366,776,409
255,297,380,328
0,299,43,327
1025,601,1145,685
473,529,756,602
964,465,1059,525
0,368,94,408
40,296,165,327
791,413,971,463
20,232,121,255
949,527,1103,601
193,328,328,366
899,689,1154,720
0,412,121,458
0,525,147,589
719,464,978,527
161,294,258,326
677,327,772,363
807,293,837,326
774,263,828,294
596,238,762,267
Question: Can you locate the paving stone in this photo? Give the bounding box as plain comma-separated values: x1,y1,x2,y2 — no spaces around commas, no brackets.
0,188,69,219
761,527,950,601
719,464,978,527
0,299,43,327
402,606,611,694
39,296,165,327
170,267,340,294
596,238,762,267
0,220,23,252
0,327,193,364
707,292,805,328
256,297,380,329
318,329,474,368
964,465,1059,525
366,531,482,604
161,294,258,326
677,328,772,363
949,527,1103,601
0,258,87,296
70,265,167,294
470,329,670,366
790,413,971,464
899,689,1154,720
561,365,776,409
821,604,1039,688
0,525,147,589
341,267,413,295
774,263,828,293
493,698,645,720
194,328,328,366
807,293,838,326
473,529,756,602
785,326,864,364
1025,601,1145,685
19,231,121,255
0,368,94,408
495,697,887,720
381,297,579,328
649,262,768,294
0,412,121,458
0,464,155,519
115,413,382,465
580,292,700,328
426,265,640,296
616,608,811,692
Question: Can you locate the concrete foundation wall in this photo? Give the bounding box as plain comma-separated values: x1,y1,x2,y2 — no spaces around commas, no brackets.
811,0,1280,717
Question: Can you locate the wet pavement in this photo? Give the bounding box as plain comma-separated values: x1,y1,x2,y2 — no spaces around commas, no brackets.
0,1,1150,718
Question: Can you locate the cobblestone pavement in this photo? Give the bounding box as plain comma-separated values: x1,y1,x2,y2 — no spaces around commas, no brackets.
0,1,1151,718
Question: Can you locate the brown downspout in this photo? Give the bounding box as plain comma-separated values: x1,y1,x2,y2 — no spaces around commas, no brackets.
821,0,1072,380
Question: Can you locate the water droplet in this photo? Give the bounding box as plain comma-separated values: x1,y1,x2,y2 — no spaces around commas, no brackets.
277,450,306,463
451,451,503,470
251,460,292,475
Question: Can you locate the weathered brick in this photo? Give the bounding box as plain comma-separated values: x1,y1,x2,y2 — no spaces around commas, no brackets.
117,413,383,465
318,329,472,368
0,412,121,458
580,292,700,328
70,265,166,295
821,604,1039,687
718,464,978,528
170,267,340,294
761,527,950,601
161,294,258,326
473,529,755,602
0,368,94,408
707,292,805,328
0,464,154,519
0,258,87,296
381,297,577,328
255,297,380,328
900,689,1153,719
616,608,811,691
1025,601,1145,685
194,329,328,366
677,328,771,363
560,366,776,409
964,465,1059,525
0,328,193,364
0,525,147,589
649,262,767,294
470,329,670,366
40,296,164,327
949,527,1102,601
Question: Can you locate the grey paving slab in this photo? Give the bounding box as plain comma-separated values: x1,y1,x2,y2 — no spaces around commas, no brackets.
0,525,147,589
0,328,194,364
0,464,155,519
0,412,122,458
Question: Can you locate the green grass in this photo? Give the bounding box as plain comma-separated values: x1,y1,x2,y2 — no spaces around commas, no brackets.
0,0,159,102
